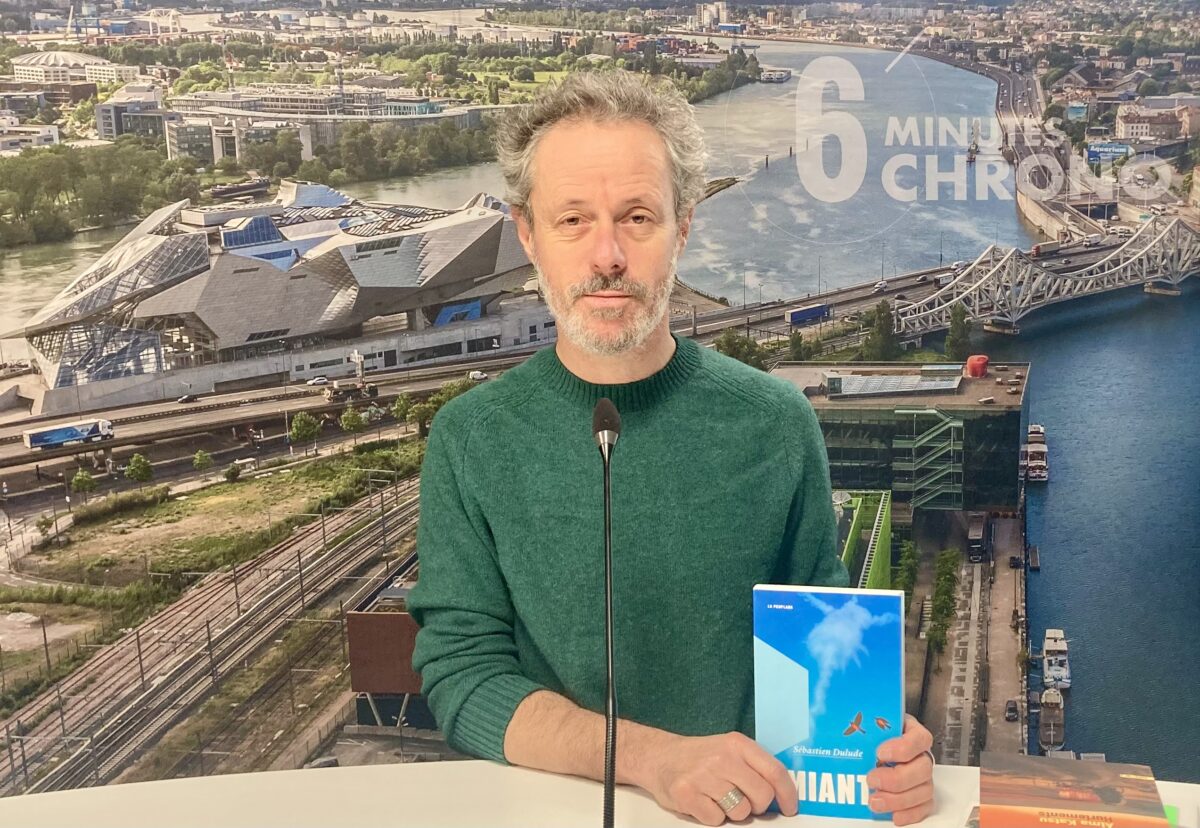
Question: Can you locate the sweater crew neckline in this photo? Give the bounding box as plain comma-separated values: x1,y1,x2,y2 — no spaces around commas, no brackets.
533,334,703,412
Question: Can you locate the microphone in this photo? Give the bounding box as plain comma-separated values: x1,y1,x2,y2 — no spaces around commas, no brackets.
592,398,621,828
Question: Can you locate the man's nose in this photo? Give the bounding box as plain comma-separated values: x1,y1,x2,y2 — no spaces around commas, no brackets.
590,219,627,276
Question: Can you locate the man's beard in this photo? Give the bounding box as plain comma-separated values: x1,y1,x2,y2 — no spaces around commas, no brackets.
535,249,677,357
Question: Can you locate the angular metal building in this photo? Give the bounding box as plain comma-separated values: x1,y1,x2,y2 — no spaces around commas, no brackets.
11,182,534,390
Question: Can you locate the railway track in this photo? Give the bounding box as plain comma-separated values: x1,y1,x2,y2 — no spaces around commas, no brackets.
169,550,420,779
0,480,419,796
25,495,419,792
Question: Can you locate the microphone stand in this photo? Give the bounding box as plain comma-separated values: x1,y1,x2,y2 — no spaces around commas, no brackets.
593,398,620,828
602,444,616,828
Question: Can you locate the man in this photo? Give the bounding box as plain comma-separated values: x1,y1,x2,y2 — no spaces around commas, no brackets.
408,71,935,826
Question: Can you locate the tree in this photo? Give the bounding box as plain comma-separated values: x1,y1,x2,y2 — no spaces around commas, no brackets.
430,378,476,410
512,65,535,82
340,405,366,444
193,449,214,479
892,541,921,613
861,300,900,361
713,329,767,370
71,468,97,502
927,624,947,672
224,463,241,483
788,331,821,361
125,453,153,489
289,411,321,454
390,392,414,430
1138,79,1161,96
296,158,330,184
337,122,381,181
944,303,972,361
408,401,438,438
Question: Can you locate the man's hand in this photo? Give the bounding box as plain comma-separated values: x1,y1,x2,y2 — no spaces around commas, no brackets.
867,714,936,826
634,731,798,827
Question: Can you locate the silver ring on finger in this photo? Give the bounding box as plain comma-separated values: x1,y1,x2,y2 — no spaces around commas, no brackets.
717,787,746,813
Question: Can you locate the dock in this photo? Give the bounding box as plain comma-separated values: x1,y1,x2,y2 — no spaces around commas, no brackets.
1028,545,1040,571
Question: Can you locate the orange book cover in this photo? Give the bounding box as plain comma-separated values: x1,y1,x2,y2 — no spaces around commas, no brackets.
980,752,1169,828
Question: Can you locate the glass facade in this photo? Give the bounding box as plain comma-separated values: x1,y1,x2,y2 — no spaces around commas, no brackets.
171,123,215,165
121,110,180,139
815,405,1022,511
221,215,284,249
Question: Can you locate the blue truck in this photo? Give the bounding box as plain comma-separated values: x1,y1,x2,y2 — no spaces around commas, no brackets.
22,419,115,451
783,303,831,327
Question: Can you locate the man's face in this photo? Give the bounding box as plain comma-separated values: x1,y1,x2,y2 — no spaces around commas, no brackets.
514,119,692,357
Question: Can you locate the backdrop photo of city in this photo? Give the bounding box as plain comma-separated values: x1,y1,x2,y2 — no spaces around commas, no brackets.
0,0,1197,821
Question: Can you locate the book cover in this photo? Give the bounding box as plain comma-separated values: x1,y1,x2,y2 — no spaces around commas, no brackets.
752,585,905,821
980,752,1170,828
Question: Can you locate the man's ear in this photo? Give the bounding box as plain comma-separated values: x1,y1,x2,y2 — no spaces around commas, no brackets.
676,206,695,253
513,204,536,263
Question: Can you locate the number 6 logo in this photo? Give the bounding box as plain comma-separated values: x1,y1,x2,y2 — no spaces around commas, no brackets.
795,56,868,203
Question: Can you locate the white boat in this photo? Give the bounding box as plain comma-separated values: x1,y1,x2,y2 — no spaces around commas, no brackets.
759,68,793,83
1026,425,1048,481
1038,688,1066,753
1042,629,1072,689
1027,449,1048,481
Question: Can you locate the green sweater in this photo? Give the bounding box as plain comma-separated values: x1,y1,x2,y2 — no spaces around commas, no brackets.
408,334,848,762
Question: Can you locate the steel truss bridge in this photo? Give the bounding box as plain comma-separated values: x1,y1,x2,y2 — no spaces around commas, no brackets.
896,216,1200,335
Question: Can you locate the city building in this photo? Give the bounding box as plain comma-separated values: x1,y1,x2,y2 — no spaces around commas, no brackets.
0,79,96,109
10,50,112,83
168,90,262,115
170,84,387,118
6,184,545,413
771,361,1028,511
165,119,219,165
0,112,59,155
0,91,47,118
95,84,165,141
383,97,442,117
1115,107,1183,141
121,108,181,140
166,85,499,155
84,63,141,85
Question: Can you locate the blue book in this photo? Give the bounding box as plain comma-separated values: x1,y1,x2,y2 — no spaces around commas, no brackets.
753,585,906,821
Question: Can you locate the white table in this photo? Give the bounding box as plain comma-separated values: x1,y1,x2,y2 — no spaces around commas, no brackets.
0,762,1195,828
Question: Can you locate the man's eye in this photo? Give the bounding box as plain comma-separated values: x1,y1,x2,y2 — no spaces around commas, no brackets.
562,216,582,226
629,214,650,224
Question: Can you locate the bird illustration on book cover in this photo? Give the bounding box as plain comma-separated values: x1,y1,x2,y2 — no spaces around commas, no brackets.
753,585,905,821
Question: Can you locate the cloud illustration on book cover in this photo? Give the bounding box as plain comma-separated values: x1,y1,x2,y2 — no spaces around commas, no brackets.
803,594,898,718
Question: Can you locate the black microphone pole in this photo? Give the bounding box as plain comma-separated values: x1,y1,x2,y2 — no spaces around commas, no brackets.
592,398,621,828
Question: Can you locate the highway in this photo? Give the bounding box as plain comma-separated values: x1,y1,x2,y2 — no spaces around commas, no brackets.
0,358,527,469
0,237,1126,475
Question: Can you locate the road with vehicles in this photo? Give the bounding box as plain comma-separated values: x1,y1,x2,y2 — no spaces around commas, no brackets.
0,241,1126,474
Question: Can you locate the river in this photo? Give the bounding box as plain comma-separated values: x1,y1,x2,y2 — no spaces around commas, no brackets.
984,282,1200,783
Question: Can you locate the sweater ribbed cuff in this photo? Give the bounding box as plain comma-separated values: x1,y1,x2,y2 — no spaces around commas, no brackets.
449,673,544,763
